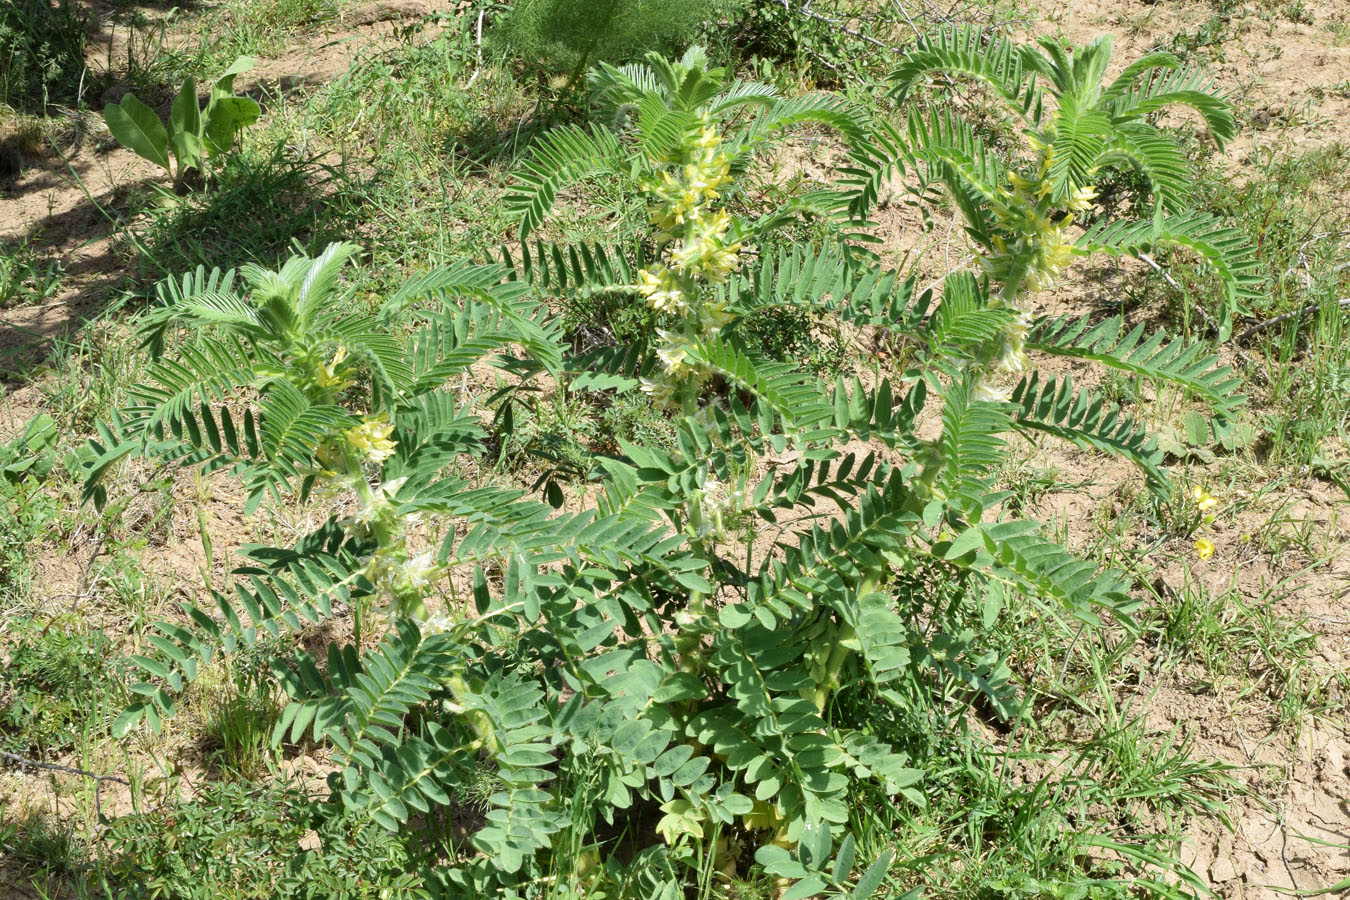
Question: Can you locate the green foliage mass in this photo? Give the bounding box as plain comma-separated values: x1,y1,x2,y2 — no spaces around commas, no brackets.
99,781,428,899
0,0,87,112
78,31,1252,899
876,28,1256,337
490,0,740,87
0,621,122,757
103,57,262,192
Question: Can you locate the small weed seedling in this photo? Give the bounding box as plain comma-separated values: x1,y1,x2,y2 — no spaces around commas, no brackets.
103,56,260,194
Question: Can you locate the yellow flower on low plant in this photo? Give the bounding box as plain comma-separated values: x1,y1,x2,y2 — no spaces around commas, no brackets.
314,344,351,390
345,417,397,465
1191,485,1218,511
1192,485,1218,525
1194,537,1215,560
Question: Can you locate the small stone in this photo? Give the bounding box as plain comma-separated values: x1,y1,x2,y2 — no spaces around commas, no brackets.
1210,856,1238,883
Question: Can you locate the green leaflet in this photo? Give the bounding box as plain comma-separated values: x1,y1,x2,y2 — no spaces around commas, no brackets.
103,94,170,171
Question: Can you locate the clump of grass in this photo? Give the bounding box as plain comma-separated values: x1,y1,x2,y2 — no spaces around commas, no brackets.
0,239,64,308
196,657,282,780
98,781,429,898
135,142,361,275
1151,573,1332,727
0,474,58,604
0,811,84,882
0,0,88,112
189,0,343,69
0,617,124,757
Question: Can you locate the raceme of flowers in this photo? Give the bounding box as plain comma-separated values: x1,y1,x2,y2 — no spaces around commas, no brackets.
637,113,741,413
310,385,439,623
974,135,1097,398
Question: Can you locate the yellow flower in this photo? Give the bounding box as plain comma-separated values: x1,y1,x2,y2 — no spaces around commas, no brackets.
314,345,351,390
694,126,721,150
1065,184,1097,212
684,154,732,200
1007,171,1036,193
669,212,739,282
1191,485,1218,512
655,332,692,375
1194,538,1215,560
637,267,687,314
346,417,397,465
697,297,734,333
639,376,678,408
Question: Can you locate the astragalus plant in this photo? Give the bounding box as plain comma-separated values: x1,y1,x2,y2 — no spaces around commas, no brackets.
87,34,1250,900
882,27,1259,358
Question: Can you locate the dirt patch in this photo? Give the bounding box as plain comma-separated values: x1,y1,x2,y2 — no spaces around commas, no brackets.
1038,0,1350,157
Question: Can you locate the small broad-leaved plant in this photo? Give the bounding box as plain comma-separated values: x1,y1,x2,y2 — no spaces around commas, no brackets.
103,56,261,192
89,36,1250,900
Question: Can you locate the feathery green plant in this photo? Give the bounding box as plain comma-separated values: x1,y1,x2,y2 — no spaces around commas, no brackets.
490,0,737,90
85,36,1253,898
874,28,1257,352
506,46,868,245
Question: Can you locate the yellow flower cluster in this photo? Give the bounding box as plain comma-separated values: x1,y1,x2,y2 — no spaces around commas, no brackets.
655,331,692,376
971,136,1105,394
980,129,1098,301
685,472,747,543
1191,485,1220,560
639,375,679,408
345,417,397,465
644,125,733,239
638,267,688,315
366,544,439,621
314,344,352,390
635,112,743,411
669,210,741,281
981,203,1077,295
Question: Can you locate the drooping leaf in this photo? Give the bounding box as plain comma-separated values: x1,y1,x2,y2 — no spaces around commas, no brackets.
104,94,170,172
